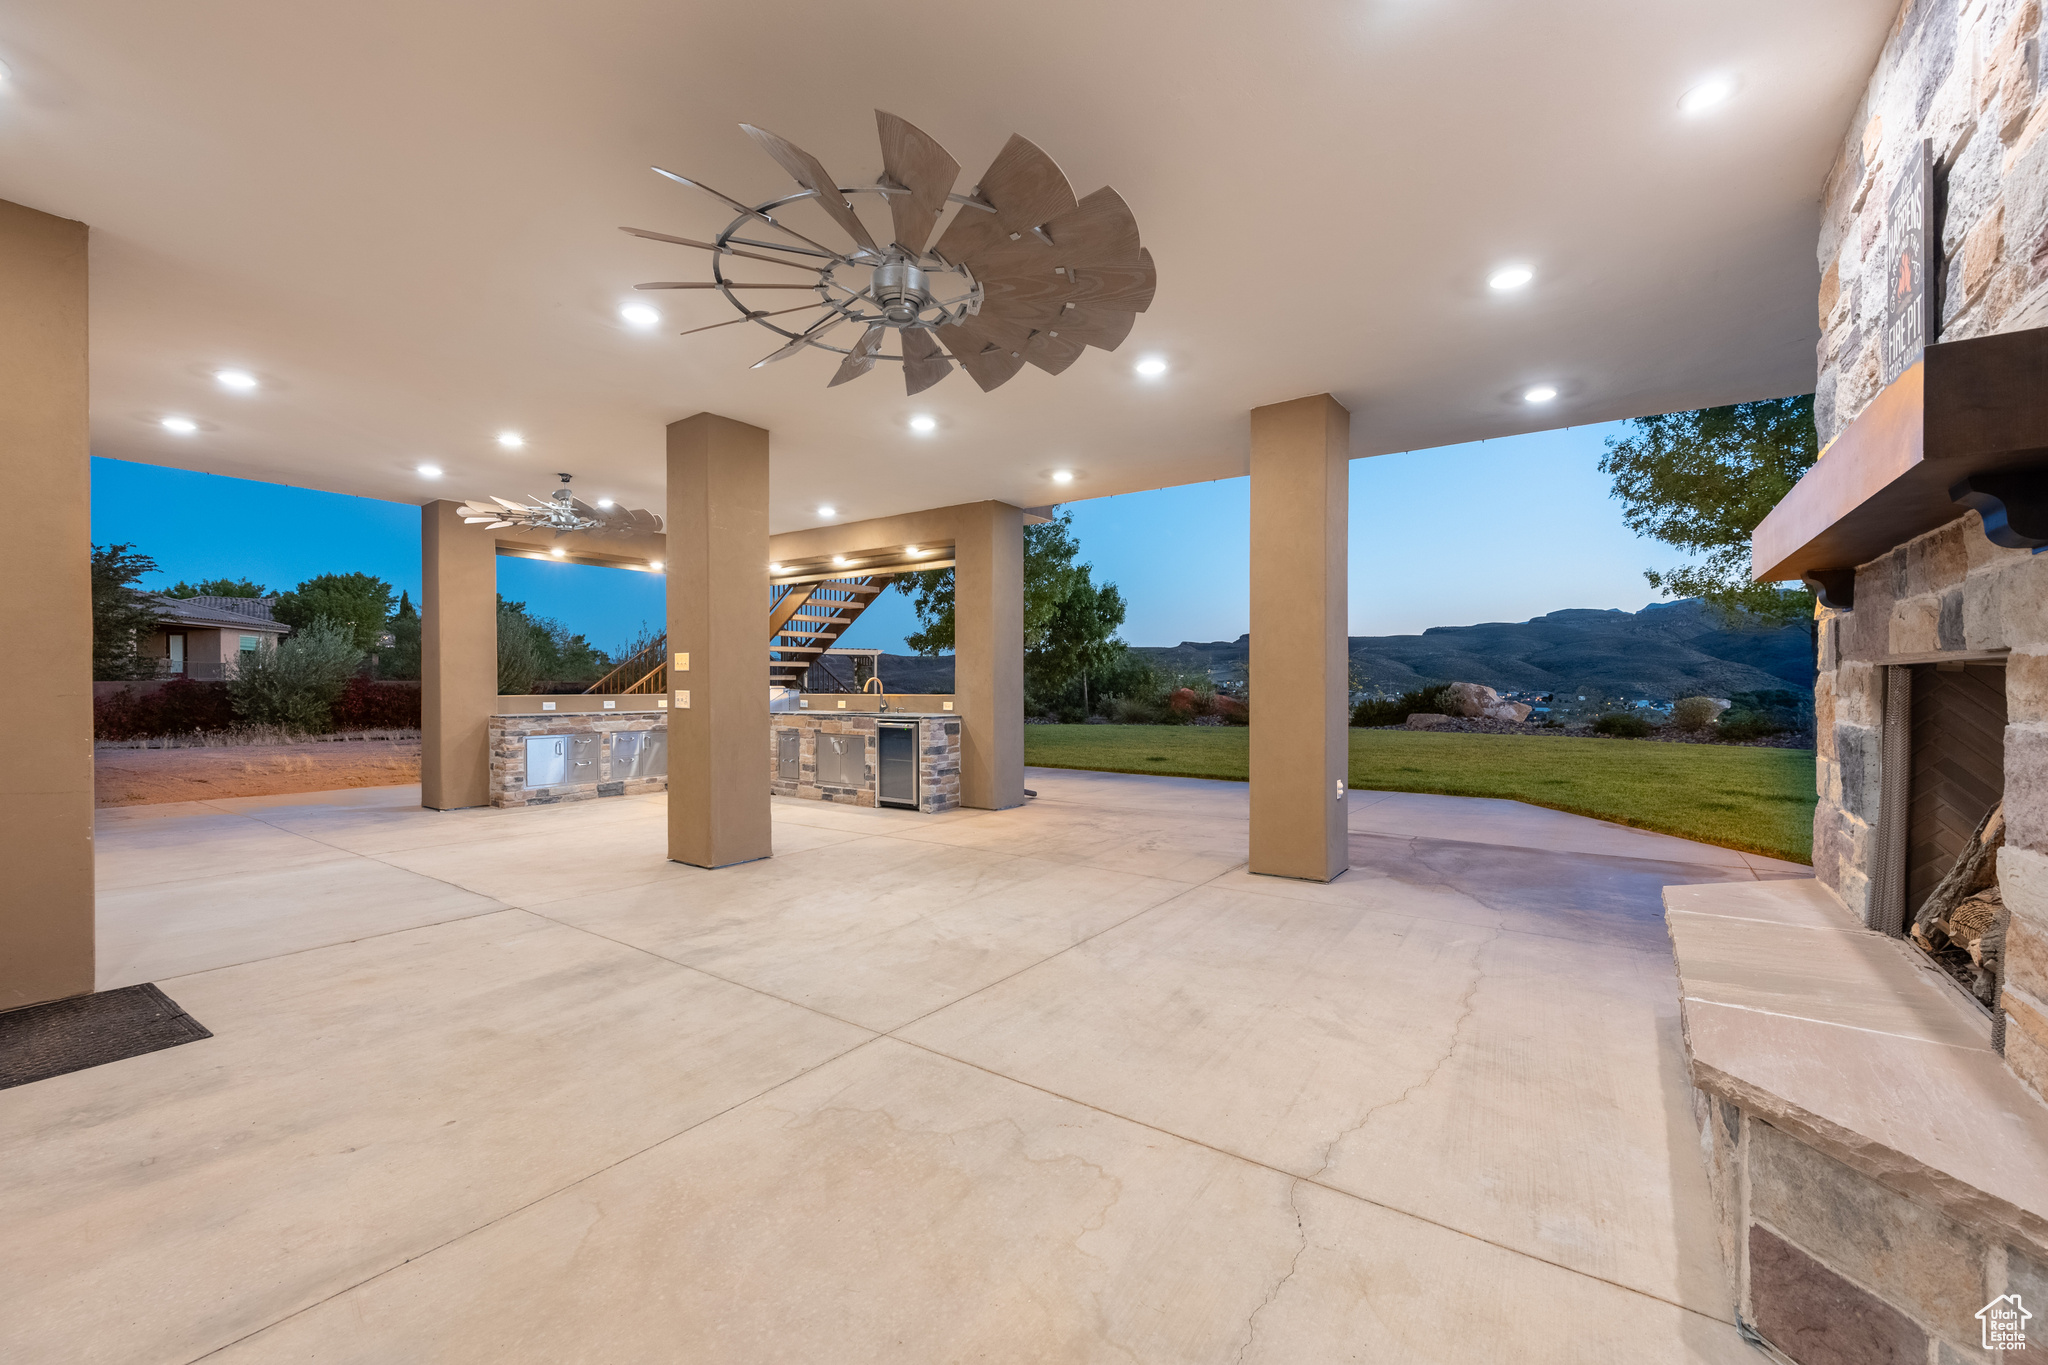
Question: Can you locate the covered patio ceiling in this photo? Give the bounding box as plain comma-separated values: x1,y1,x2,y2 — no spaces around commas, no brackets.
0,0,1890,530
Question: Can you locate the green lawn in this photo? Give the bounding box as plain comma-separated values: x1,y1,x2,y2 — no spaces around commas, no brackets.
1022,725,1817,864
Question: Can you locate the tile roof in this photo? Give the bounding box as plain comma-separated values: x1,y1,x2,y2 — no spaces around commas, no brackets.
148,595,292,632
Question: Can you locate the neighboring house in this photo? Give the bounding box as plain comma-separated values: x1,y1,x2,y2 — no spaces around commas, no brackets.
143,596,291,679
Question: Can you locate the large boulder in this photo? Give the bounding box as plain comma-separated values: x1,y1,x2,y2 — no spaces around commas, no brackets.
1442,681,1532,723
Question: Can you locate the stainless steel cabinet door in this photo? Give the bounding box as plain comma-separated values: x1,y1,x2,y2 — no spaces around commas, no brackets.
525,736,568,788
610,730,670,781
776,729,800,781
816,733,866,788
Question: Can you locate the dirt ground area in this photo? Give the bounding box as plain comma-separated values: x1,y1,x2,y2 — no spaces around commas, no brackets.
95,741,422,807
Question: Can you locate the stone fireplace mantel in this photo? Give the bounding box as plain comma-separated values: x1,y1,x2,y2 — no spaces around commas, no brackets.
1752,327,2048,594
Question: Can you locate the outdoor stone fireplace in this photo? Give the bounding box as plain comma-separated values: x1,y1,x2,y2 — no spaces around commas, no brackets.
1663,1,2048,1358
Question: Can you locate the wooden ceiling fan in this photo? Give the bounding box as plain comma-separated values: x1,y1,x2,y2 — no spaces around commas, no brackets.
621,111,1155,395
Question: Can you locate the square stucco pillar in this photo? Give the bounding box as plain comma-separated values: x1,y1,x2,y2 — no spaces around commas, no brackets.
667,413,772,867
421,500,497,810
1249,393,1350,882
0,199,93,1009
954,500,1025,810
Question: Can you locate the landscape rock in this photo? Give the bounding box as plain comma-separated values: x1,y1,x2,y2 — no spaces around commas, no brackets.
1404,713,1452,729
1442,681,1533,723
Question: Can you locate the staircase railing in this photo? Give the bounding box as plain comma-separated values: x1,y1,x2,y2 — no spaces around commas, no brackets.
584,635,667,695
582,573,899,697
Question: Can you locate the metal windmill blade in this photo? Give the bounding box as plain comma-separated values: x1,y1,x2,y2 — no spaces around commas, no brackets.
830,323,887,388
901,327,951,396
941,318,1029,393
739,124,878,252
875,110,958,254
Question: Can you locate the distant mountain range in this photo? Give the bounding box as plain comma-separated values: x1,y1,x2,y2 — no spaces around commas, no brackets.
866,599,1815,701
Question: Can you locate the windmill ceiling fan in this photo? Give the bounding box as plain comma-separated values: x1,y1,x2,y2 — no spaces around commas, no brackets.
622,111,1156,395
458,474,663,538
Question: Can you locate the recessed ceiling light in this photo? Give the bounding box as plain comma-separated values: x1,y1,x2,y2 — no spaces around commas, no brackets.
908,414,937,434
769,562,784,572
620,303,661,328
817,506,836,518
1134,357,1168,377
161,416,198,434
1487,266,1534,291
497,431,525,449
1524,385,1559,403
650,560,664,571
832,555,849,566
417,464,443,478
549,547,566,558
596,497,614,508
1680,79,1733,114
905,545,922,556
214,368,258,391
1051,470,1075,484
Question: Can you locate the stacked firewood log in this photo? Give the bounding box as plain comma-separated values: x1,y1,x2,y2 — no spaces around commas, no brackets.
1911,801,2006,1007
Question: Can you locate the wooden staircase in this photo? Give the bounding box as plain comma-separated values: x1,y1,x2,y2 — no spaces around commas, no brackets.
581,575,890,697
769,576,885,689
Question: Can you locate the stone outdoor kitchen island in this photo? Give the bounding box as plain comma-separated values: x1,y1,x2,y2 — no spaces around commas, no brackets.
1666,3,2048,1361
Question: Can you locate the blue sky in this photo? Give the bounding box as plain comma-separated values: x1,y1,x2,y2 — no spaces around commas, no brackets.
91,420,1695,655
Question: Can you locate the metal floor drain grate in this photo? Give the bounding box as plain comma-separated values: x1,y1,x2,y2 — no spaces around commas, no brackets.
0,983,212,1090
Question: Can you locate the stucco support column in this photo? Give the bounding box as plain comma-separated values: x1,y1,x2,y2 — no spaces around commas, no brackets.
0,200,93,1009
954,500,1025,810
421,500,496,810
667,413,772,867
1249,393,1351,881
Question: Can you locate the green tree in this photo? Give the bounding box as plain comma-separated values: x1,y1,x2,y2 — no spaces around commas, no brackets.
229,618,362,730
273,572,395,652
1599,396,1818,624
91,542,166,681
895,509,1094,655
381,591,422,680
165,577,270,598
497,600,544,695
496,597,608,692
1026,572,1128,709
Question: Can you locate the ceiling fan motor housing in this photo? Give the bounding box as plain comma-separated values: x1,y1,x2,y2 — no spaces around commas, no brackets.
870,256,933,326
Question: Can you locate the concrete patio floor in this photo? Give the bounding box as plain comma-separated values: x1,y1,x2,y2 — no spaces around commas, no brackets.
3,770,1808,1363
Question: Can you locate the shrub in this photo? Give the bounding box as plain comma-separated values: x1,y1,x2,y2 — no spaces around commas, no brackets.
1716,711,1785,742
1351,683,1452,728
1592,712,1653,738
93,678,238,740
1109,695,1164,724
1724,688,1812,733
230,618,362,730
330,678,423,730
1669,696,1723,732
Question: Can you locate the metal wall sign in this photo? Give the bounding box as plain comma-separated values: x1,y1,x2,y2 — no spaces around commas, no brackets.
1882,138,1936,387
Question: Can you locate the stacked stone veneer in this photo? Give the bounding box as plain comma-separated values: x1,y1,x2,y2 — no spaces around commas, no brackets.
1813,513,2048,1099
487,712,667,807
769,712,961,813
1694,1093,2046,1363
1817,0,2048,446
